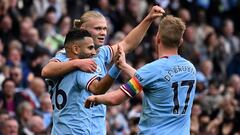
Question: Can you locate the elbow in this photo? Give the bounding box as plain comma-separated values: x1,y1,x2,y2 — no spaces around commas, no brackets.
41,66,52,78
91,91,100,95
90,85,109,95
92,90,106,95
90,88,104,95
41,67,48,78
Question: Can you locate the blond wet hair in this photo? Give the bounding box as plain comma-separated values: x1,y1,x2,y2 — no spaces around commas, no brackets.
73,11,105,28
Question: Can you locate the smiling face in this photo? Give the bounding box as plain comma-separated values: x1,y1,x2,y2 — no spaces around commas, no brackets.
65,29,97,59
81,17,107,46
76,37,96,59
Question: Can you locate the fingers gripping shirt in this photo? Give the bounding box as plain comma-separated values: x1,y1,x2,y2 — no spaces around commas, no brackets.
120,76,143,98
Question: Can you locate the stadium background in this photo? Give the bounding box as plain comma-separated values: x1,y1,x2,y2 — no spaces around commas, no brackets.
0,0,240,134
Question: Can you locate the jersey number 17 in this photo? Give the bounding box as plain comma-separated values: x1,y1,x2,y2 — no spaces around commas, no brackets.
171,80,195,114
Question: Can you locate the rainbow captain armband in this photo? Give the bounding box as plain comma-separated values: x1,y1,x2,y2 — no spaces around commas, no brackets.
120,77,143,98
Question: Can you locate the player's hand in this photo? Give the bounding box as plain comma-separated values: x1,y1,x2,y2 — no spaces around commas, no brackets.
116,45,126,69
146,5,165,21
74,59,97,73
85,95,98,108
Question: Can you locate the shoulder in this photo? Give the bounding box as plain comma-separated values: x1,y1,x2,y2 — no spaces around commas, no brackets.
98,45,112,53
51,49,68,62
135,61,158,80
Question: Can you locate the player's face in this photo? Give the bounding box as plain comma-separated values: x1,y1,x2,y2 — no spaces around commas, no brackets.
77,37,96,59
83,17,107,47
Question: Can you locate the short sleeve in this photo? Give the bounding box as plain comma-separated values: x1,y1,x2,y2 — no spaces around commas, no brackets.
50,49,69,62
134,64,156,87
120,64,155,98
97,45,113,66
76,71,100,91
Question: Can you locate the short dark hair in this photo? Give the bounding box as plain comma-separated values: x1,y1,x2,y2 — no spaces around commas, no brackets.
64,29,92,47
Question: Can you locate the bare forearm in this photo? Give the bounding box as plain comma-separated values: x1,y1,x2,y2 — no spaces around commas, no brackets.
95,89,129,105
120,63,136,79
112,6,164,55
90,75,115,95
121,17,152,54
110,15,153,57
41,61,77,78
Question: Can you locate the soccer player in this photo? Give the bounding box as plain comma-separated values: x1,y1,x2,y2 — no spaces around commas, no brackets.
41,6,165,78
48,29,124,134
85,15,197,135
42,5,165,135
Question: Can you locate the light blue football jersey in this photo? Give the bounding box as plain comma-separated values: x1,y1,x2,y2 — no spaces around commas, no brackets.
134,55,196,135
48,45,113,135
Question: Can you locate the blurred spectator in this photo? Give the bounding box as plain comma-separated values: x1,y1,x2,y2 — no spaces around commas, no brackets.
0,0,8,17
190,101,202,135
24,27,50,64
44,15,71,53
217,96,240,135
31,0,49,21
179,24,200,66
0,44,6,86
47,0,66,22
18,17,33,46
10,66,25,91
35,6,57,41
1,117,19,135
30,51,51,77
197,59,214,84
7,0,22,31
0,14,15,46
227,74,240,105
195,9,214,48
17,0,33,16
200,80,223,115
66,0,85,20
6,47,32,89
35,92,52,130
199,32,227,80
23,77,46,108
8,40,23,55
16,101,34,135
227,52,240,77
0,110,10,134
0,78,30,116
221,19,240,64
177,8,191,24
109,31,125,45
26,115,46,135
123,0,143,26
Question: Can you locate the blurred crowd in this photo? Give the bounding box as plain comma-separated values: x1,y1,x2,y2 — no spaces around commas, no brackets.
0,0,240,135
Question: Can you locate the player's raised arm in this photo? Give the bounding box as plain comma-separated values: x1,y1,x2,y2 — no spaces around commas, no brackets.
41,58,97,78
116,45,136,79
88,45,124,95
110,6,165,56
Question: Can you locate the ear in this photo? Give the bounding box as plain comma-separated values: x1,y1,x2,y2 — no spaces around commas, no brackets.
72,45,80,55
179,38,183,47
156,35,161,45
80,23,85,29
